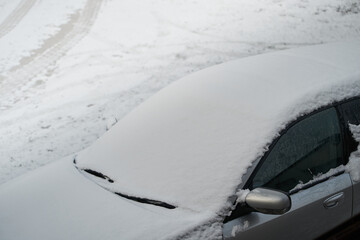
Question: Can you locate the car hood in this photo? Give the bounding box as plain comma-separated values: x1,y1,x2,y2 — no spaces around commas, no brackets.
0,157,214,240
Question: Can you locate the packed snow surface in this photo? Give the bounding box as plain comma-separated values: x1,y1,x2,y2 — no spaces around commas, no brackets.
1,0,360,185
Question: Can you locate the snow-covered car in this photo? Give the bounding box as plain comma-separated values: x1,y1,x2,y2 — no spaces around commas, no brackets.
1,41,360,240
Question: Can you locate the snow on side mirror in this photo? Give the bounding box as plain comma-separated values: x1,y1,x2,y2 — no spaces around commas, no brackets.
245,188,291,215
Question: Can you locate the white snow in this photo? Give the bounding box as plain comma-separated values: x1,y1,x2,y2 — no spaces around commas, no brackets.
346,124,360,182
0,1,360,239
231,221,250,237
236,189,251,204
291,165,346,193
0,0,22,25
1,0,360,185
0,0,87,73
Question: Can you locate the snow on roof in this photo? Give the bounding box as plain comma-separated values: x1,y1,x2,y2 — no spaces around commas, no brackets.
76,41,360,215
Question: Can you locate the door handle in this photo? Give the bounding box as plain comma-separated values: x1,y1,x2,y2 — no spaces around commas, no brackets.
323,192,344,209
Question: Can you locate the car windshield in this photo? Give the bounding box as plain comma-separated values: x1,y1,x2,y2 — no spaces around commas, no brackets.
74,62,281,214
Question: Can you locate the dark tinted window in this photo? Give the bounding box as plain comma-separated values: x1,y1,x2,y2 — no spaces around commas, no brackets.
340,99,360,125
252,108,343,192
339,98,360,158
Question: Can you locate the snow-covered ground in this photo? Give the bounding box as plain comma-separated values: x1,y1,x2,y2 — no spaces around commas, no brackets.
0,0,360,184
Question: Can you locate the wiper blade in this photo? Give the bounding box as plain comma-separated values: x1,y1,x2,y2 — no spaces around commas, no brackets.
115,192,176,209
83,168,114,183
78,166,176,209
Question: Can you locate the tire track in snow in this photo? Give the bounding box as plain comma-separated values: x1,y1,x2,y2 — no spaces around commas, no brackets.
153,12,322,50
0,0,103,110
0,0,37,39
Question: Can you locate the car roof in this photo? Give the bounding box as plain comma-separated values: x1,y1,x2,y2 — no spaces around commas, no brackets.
76,41,360,215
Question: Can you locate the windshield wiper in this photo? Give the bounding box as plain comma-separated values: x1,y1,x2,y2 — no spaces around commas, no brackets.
114,192,176,209
83,168,114,183
78,166,176,209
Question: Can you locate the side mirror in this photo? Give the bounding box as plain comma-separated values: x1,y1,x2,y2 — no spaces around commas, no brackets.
245,188,291,215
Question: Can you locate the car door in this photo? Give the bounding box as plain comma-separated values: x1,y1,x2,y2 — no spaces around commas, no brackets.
339,98,360,217
223,107,353,240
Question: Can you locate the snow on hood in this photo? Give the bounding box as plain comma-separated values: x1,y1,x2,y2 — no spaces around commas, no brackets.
76,41,360,215
0,157,213,240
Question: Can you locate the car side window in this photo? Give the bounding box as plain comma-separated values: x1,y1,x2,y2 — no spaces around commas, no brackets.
340,99,360,124
251,107,343,193
339,98,360,158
